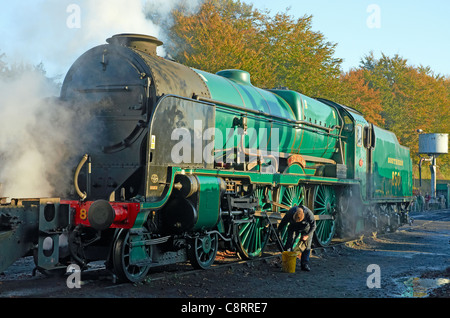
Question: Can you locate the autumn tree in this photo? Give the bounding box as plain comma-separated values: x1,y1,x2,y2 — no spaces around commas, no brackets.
166,0,342,97
166,0,272,83
162,0,450,178
258,11,342,98
337,69,384,126
359,52,450,173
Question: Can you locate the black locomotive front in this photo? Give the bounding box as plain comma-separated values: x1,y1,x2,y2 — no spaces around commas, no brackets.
61,34,210,202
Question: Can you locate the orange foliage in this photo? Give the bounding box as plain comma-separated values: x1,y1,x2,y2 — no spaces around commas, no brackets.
339,69,384,126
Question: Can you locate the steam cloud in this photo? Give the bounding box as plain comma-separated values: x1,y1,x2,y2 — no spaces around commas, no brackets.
2,0,201,77
0,0,201,198
0,70,88,198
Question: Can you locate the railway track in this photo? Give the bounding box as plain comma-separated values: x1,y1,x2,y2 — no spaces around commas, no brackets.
3,208,424,288
103,235,368,285
2,209,448,298
106,210,449,286
0,233,360,287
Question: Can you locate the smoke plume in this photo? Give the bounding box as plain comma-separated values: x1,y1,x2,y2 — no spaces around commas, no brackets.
1,0,201,78
0,0,201,198
0,67,81,198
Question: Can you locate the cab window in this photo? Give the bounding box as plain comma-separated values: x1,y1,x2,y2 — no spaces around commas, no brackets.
356,125,363,147
343,113,354,132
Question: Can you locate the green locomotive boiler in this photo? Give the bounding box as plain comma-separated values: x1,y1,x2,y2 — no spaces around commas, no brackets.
0,34,413,282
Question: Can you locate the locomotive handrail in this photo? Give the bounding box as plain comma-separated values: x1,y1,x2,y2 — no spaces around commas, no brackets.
193,95,342,135
74,154,89,201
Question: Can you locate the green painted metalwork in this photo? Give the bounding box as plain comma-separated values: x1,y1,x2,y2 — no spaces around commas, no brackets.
135,68,413,257
141,165,358,211
194,176,222,231
333,103,413,204
352,115,369,199
188,232,219,269
277,184,305,250
132,210,150,229
233,185,272,259
277,184,306,213
112,229,151,283
190,168,357,186
235,215,270,259
269,89,341,159
193,69,341,160
312,185,336,246
253,185,273,212
371,126,413,199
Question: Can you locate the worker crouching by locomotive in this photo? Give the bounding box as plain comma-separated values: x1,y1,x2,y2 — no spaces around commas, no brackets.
278,206,316,271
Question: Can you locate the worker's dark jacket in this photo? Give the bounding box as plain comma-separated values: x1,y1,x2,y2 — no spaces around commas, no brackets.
279,205,316,261
279,205,316,237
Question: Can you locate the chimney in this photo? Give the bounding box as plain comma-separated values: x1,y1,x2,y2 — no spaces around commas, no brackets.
106,33,163,56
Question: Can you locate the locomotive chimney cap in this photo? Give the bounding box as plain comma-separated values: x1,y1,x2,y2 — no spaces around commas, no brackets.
106,33,163,55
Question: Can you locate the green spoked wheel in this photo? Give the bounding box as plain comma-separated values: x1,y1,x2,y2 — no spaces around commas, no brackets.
235,216,270,259
188,232,219,269
112,229,151,283
312,185,337,246
276,184,306,251
254,185,272,212
277,184,306,213
235,186,271,259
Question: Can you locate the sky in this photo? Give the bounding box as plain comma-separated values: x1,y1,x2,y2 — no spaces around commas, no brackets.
0,0,449,79
243,0,450,76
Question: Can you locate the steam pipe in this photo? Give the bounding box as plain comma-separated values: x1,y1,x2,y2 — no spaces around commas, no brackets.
418,156,433,188
239,134,279,173
194,95,341,134
418,157,425,187
430,156,437,198
74,154,89,201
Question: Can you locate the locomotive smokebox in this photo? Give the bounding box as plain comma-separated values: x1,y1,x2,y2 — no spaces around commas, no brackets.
88,200,115,231
106,33,163,56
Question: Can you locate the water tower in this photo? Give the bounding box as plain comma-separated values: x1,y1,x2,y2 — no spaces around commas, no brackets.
418,133,449,201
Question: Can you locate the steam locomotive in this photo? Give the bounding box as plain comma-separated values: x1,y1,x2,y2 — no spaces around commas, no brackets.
0,34,413,282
